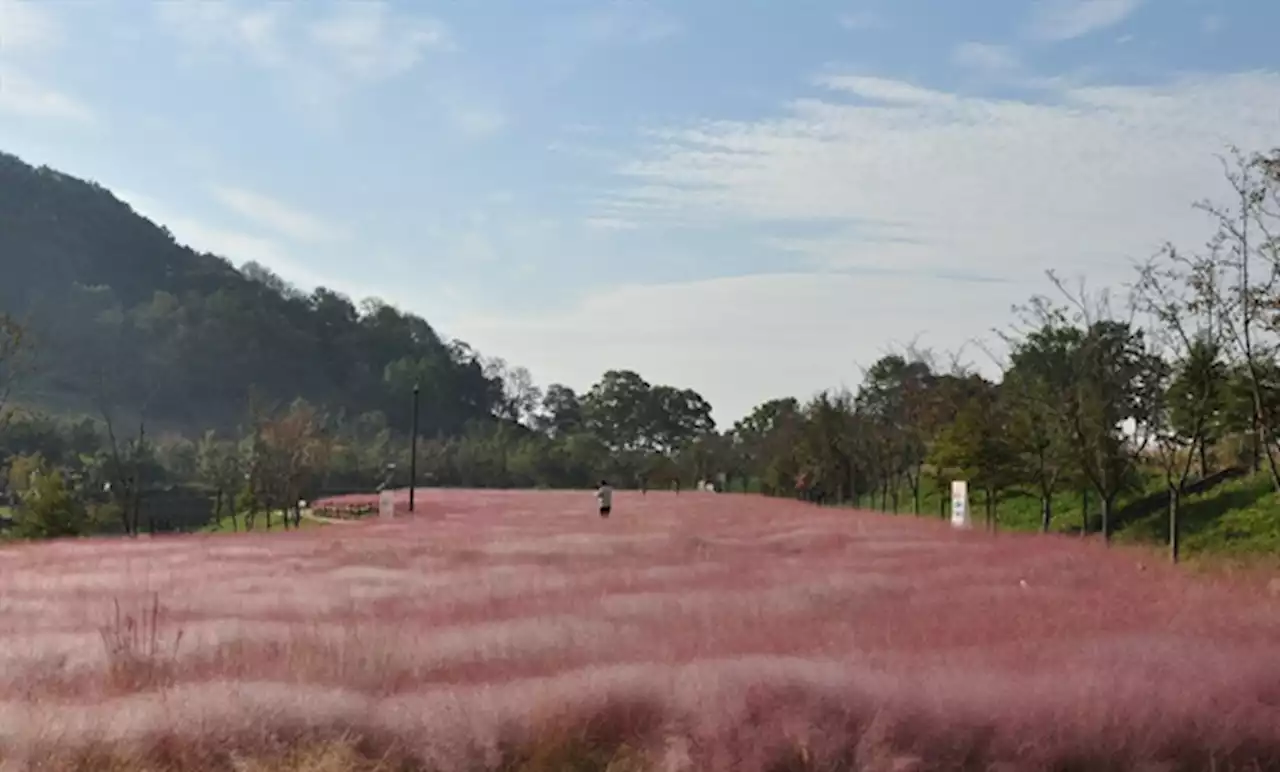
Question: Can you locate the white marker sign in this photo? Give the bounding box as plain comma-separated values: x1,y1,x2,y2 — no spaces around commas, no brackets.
950,480,970,529
379,491,395,519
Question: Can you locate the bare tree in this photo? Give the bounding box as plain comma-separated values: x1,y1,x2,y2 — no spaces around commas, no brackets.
1189,149,1280,490
252,400,331,529
482,356,544,427
91,351,160,537
197,431,244,531
1135,248,1230,562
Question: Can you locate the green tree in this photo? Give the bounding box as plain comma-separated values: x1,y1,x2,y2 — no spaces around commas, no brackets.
732,398,803,496
536,384,584,438
583,370,654,454
855,355,933,512
1004,323,1081,532
928,379,1017,531
0,313,31,433
13,463,91,539
1167,337,1228,476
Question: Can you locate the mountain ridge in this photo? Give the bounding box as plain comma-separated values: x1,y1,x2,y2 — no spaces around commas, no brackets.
0,150,502,435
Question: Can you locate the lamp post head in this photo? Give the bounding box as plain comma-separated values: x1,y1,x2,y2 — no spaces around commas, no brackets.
413,384,420,395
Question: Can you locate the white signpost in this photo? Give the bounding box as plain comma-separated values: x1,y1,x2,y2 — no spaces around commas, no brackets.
950,480,971,529
379,490,395,519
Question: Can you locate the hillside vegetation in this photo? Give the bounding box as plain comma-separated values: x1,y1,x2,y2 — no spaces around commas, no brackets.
3,148,1280,565
0,151,498,433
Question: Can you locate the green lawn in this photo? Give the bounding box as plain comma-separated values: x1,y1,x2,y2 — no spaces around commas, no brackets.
845,480,1161,535
1117,472,1280,558
838,471,1280,561
201,511,326,534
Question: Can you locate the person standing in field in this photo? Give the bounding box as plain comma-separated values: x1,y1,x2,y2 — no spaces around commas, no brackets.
596,479,613,518
795,471,810,502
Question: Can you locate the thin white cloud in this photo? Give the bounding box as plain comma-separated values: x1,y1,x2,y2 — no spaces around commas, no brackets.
575,0,684,45
155,1,451,84
952,42,1020,73
605,71,1279,281
451,70,1280,419
117,188,428,311
0,65,95,123
308,2,452,81
814,75,955,105
155,1,469,130
0,0,60,55
584,216,640,231
0,1,92,124
837,11,884,31
1027,0,1143,41
211,185,346,244
445,104,508,138
153,2,288,67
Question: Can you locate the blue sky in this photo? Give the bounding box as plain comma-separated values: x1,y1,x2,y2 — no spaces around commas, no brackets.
1,0,1277,422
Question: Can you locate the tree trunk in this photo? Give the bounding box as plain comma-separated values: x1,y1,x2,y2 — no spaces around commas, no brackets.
1198,440,1209,480
1040,495,1052,534
117,490,132,536
1169,485,1180,564
1251,411,1261,473
1080,489,1089,537
1101,495,1113,545
1261,426,1280,493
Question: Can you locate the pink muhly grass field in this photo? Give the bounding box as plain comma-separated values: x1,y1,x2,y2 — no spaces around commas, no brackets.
2,489,1279,770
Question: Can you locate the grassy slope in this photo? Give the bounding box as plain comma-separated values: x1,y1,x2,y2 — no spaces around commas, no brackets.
1117,472,1280,559
843,472,1280,561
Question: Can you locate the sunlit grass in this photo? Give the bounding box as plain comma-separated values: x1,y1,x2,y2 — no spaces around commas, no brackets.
2,488,1278,770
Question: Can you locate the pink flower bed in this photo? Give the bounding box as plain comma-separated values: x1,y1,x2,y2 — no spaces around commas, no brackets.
1,489,1278,770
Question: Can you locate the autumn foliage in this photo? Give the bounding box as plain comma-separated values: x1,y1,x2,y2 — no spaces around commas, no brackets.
1,489,1279,770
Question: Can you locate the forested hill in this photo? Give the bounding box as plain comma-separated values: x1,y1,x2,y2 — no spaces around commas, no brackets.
0,151,500,433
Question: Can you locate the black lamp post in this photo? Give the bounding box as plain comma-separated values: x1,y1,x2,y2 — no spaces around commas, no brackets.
409,384,420,513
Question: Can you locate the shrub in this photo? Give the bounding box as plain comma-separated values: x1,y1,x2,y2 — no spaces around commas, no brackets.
98,594,184,692
12,463,92,539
